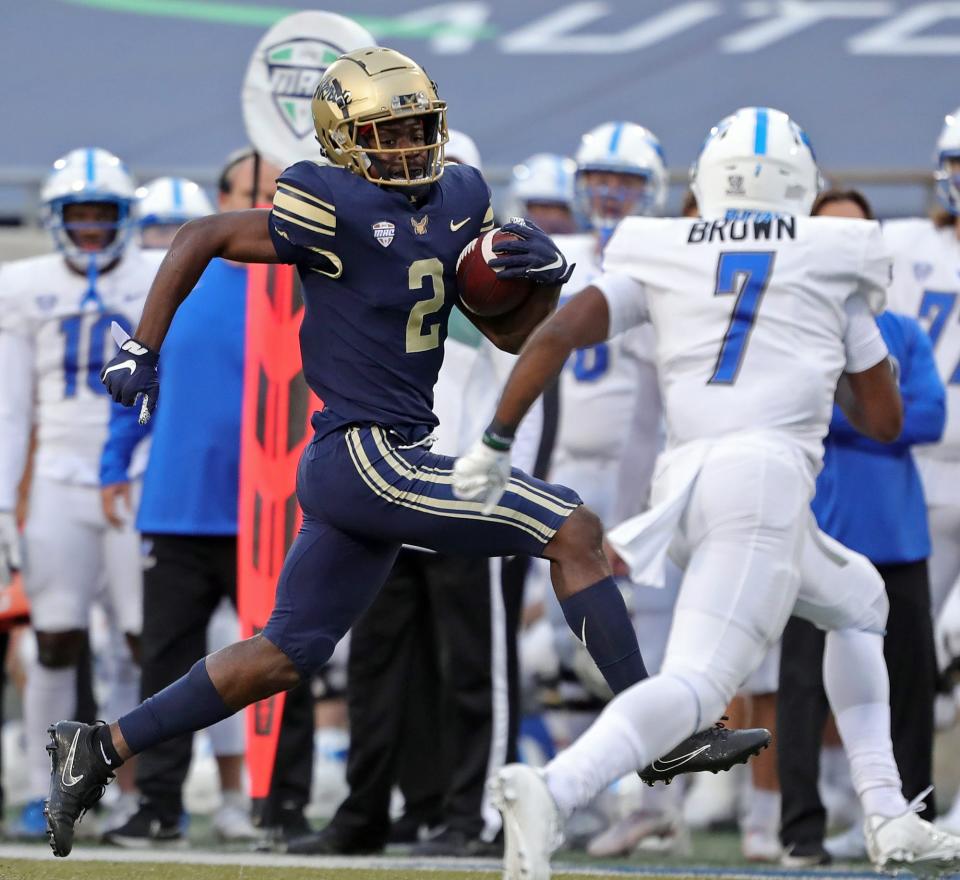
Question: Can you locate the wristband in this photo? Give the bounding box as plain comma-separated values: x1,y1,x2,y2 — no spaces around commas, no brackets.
482,425,514,452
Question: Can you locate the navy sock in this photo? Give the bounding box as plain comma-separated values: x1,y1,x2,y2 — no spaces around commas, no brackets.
118,659,234,756
560,576,648,694
93,725,123,772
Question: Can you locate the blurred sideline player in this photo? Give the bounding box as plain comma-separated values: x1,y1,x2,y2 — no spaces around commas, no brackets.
883,106,960,832
467,107,960,877
0,149,161,835
508,154,578,235
47,48,765,860
100,155,278,846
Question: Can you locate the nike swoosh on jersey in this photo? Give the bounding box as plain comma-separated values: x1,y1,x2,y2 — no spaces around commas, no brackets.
102,360,137,377
62,730,84,787
529,254,563,273
649,744,710,772
450,217,471,232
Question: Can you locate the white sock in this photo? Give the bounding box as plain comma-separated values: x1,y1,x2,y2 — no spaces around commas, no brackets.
823,630,906,819
25,658,76,799
820,745,849,788
741,784,780,833
546,673,699,817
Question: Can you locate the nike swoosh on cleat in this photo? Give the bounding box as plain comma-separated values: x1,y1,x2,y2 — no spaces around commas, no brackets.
99,740,112,766
650,745,710,772
529,254,563,273
102,360,137,377
62,730,84,787
450,217,471,231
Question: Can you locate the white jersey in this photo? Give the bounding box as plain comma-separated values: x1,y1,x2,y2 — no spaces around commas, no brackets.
552,233,661,524
0,248,162,507
596,215,890,469
884,219,960,474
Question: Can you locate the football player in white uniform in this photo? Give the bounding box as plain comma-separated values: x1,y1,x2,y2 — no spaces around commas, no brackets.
135,177,214,250
0,149,162,833
884,107,960,831
508,153,578,236
455,107,960,877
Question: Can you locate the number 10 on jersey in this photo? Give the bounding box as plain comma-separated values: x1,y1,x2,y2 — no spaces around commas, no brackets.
708,251,775,385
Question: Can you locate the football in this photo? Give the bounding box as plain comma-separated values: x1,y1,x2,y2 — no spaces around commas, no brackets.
455,228,536,318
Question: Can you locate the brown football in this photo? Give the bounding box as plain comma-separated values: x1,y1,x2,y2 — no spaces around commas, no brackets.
455,228,536,318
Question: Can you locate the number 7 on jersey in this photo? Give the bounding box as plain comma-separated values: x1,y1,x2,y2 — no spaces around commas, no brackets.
708,251,776,384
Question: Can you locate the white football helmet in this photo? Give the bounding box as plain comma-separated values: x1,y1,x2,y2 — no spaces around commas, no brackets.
41,147,136,269
691,107,821,218
445,129,482,172
136,176,214,229
510,153,576,209
935,107,960,216
574,122,667,236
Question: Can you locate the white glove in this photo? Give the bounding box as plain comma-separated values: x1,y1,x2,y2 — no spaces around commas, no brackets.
452,439,512,515
0,510,21,587
936,584,960,675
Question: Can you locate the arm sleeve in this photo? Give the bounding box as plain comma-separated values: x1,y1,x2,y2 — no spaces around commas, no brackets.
843,294,888,374
268,164,342,278
856,221,892,316
896,316,946,447
0,328,34,510
593,272,650,339
100,400,151,485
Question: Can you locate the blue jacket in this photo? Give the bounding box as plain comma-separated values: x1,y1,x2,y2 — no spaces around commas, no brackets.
811,311,945,565
100,259,247,535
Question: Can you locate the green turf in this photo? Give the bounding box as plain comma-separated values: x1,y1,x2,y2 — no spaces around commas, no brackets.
0,861,674,880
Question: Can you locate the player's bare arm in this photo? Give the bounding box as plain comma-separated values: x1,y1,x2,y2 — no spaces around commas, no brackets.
135,209,278,349
836,358,903,442
490,285,611,433
464,282,561,354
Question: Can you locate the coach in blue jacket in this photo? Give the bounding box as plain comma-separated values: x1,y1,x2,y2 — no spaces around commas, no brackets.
778,189,946,867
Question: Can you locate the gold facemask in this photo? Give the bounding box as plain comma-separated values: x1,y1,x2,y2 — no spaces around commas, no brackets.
312,47,448,188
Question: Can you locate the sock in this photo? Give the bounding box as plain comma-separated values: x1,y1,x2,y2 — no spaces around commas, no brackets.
94,724,123,771
25,658,76,799
118,659,235,756
560,577,648,693
741,785,780,833
823,630,907,819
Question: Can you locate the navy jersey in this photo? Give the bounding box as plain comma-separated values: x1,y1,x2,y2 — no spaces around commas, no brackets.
269,161,494,435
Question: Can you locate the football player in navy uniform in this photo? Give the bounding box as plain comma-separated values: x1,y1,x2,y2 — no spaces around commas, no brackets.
43,48,767,858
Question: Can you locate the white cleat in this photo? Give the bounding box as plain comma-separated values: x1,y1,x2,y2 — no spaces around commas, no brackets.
488,764,562,880
587,809,687,858
742,827,782,863
866,811,960,872
212,794,263,843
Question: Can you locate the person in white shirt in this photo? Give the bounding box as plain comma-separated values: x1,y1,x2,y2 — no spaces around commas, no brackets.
453,106,960,878
0,148,161,834
884,106,960,833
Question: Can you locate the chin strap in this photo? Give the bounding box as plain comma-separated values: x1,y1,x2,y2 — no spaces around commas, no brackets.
79,255,103,311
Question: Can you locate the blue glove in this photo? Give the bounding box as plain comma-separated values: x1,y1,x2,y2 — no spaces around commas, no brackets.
488,218,575,286
100,337,160,425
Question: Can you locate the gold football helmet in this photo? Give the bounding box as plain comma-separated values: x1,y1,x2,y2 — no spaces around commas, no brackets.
312,47,448,188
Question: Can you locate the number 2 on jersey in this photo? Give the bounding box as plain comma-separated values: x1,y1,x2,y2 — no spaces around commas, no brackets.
708,251,775,384
406,258,445,353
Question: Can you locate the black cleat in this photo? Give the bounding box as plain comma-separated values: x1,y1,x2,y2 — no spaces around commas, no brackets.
638,720,771,785
44,721,115,857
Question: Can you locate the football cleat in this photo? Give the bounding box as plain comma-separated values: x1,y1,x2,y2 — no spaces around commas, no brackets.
638,719,771,785
44,721,115,857
866,810,960,871
488,764,563,880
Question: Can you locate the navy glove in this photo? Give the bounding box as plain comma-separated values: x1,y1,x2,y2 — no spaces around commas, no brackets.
101,336,160,425
488,218,575,286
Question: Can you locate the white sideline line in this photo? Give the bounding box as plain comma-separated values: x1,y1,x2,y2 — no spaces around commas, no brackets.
0,843,887,879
